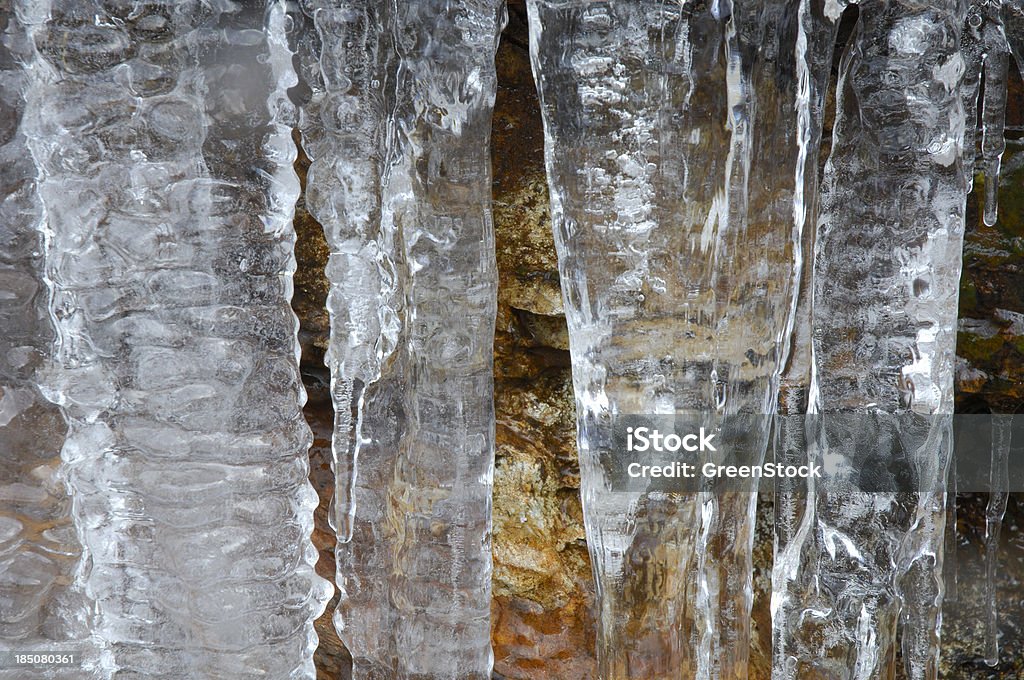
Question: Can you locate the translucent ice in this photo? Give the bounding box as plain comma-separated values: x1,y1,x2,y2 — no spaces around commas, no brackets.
18,1,331,677
771,2,846,675
773,2,968,679
983,414,1011,666
294,1,505,677
529,1,806,677
962,0,1009,226
0,7,88,674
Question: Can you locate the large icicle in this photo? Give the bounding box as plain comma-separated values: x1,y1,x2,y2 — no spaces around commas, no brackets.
529,1,805,677
776,1,968,678
295,1,505,677
0,6,88,672
19,1,331,676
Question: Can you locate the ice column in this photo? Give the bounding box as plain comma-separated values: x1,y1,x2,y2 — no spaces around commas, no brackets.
19,1,331,677
294,1,504,677
0,5,88,668
774,2,968,678
529,1,804,677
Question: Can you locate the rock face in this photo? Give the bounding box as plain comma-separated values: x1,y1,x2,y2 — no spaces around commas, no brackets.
489,5,593,677
293,2,1024,677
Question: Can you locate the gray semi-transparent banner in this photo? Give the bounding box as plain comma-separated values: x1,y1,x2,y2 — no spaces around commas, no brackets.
597,414,1022,493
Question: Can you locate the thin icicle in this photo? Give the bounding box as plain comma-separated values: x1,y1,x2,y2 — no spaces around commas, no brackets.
771,1,845,676
293,0,391,545
962,0,1010,226
295,1,505,677
983,413,1011,666
943,453,958,604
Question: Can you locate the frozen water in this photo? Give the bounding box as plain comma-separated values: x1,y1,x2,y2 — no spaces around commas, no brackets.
294,0,505,677
529,1,805,677
962,0,1009,226
18,1,331,677
771,3,846,676
983,415,1011,666
773,2,968,678
0,7,89,676
1,0,1016,676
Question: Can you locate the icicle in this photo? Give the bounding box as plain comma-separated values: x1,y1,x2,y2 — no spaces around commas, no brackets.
942,454,958,603
980,42,1008,227
19,1,331,676
771,0,845,676
529,1,804,677
0,6,89,673
983,414,1011,666
962,0,1010,226
791,1,968,678
292,4,394,673
292,0,389,545
296,1,505,677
